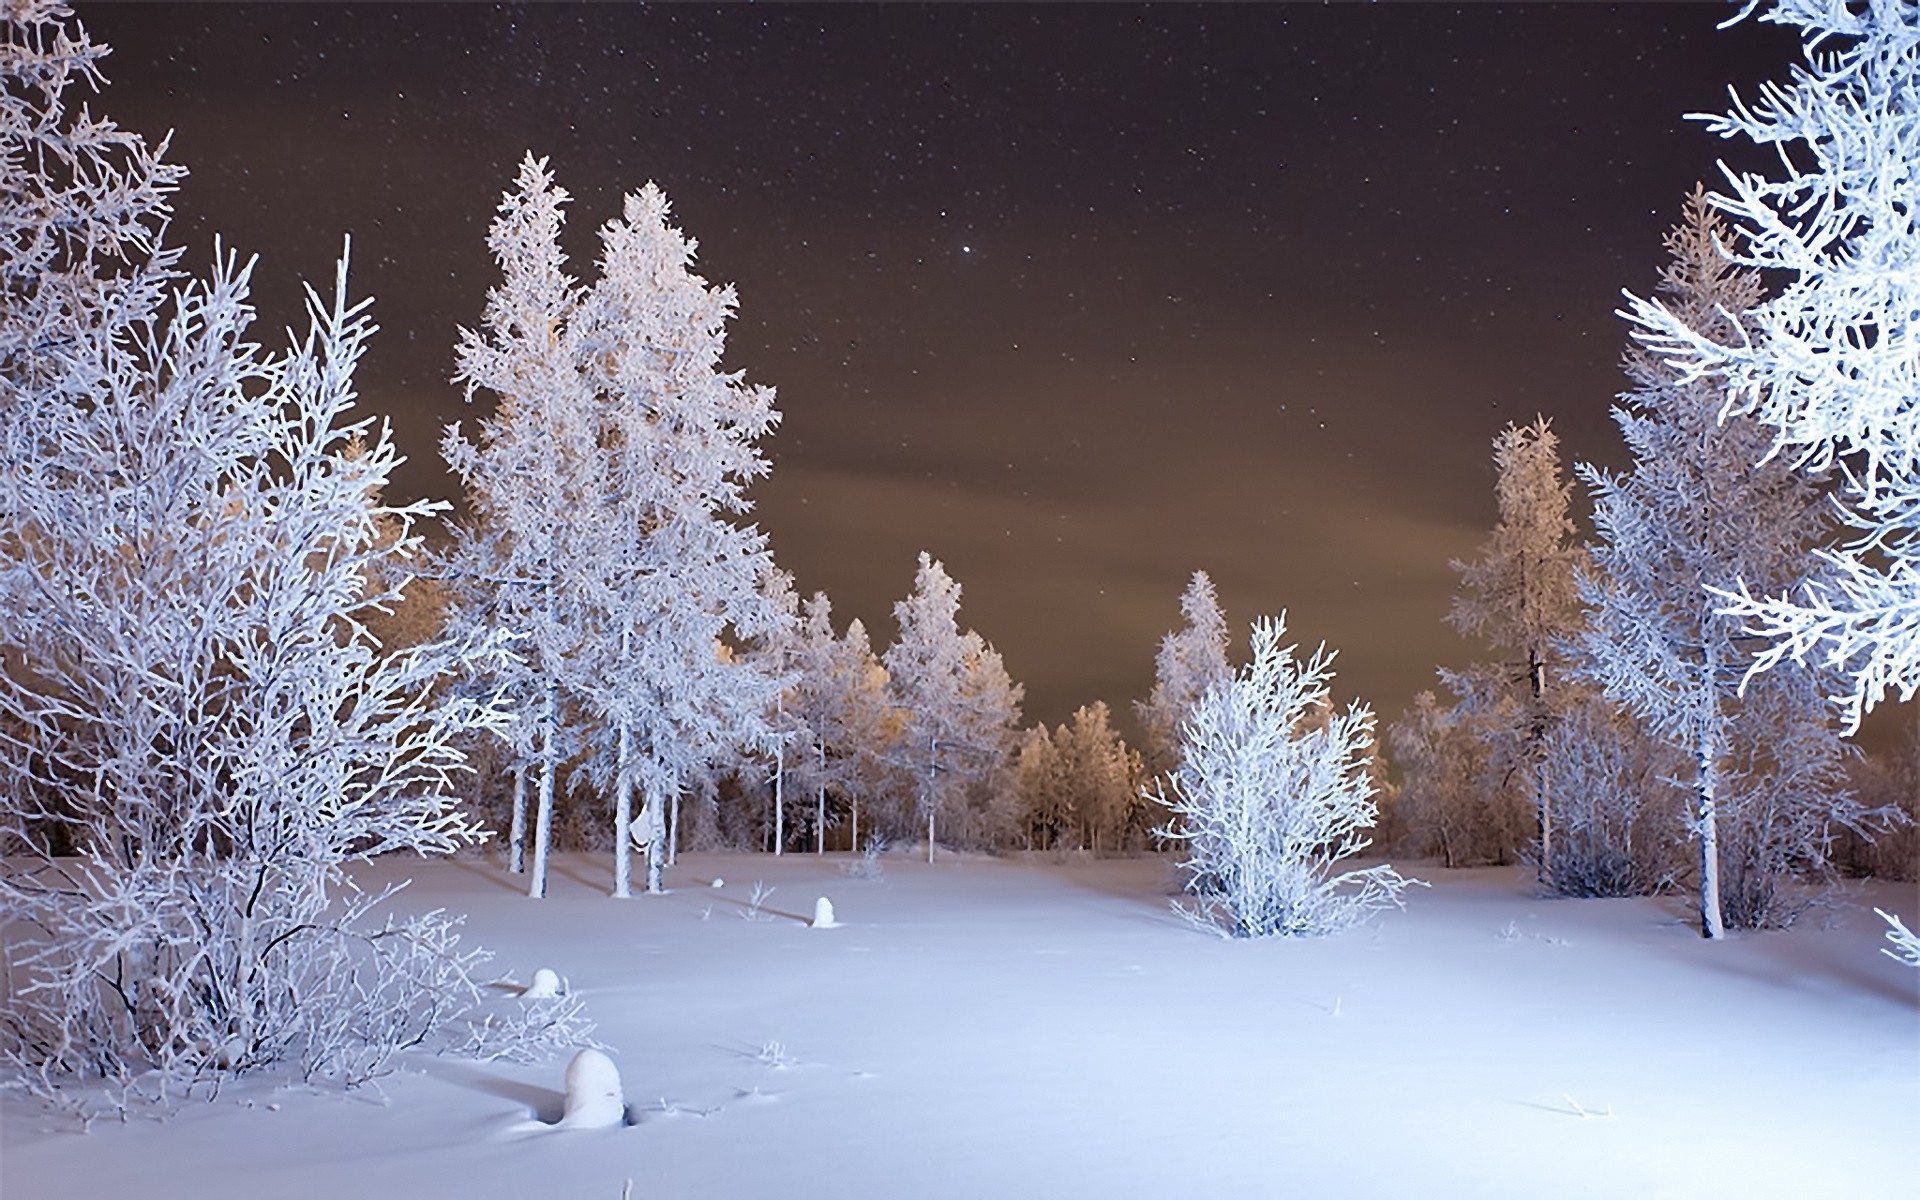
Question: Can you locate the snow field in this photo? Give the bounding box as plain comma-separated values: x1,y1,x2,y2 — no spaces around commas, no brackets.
3,850,1913,1199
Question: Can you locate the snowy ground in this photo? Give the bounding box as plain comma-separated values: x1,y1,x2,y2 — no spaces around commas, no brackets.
4,849,1915,1199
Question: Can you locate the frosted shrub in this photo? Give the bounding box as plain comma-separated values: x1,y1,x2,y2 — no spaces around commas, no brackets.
0,4,588,1117
1155,616,1416,938
1386,691,1533,868
1534,697,1685,897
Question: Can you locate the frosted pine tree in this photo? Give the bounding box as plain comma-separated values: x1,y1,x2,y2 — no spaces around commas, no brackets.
1620,0,1920,730
1018,702,1141,854
576,181,783,895
830,616,895,852
1581,192,1862,935
779,591,891,853
1154,616,1415,937
1446,418,1589,882
442,155,593,901
882,553,1024,860
0,3,560,1112
1135,570,1232,784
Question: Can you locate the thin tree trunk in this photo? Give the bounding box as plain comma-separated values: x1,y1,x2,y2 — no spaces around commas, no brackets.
1530,649,1554,888
529,683,558,900
645,777,666,895
773,733,784,856
508,761,527,874
850,799,859,855
926,739,938,864
613,720,633,899
668,788,680,867
817,743,827,855
1696,702,1726,940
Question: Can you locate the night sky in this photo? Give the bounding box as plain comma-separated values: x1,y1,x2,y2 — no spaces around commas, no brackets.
88,2,1807,736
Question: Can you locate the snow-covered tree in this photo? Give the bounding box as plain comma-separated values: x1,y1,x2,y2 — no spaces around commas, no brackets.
0,5,566,1111
1136,570,1232,783
1015,702,1141,854
441,155,592,900
1385,692,1530,869
882,553,1024,860
1620,0,1920,731
777,590,892,853
572,184,783,894
1446,418,1589,881
828,616,895,852
1583,190,1865,934
447,162,784,898
1154,616,1416,937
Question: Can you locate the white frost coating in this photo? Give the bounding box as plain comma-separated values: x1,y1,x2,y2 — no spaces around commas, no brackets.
1619,0,1920,730
559,1048,625,1129
881,553,1025,860
1153,615,1417,938
522,968,563,999
811,897,837,928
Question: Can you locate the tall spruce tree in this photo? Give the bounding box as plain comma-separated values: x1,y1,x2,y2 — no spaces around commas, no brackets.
1582,191,1863,935
1446,418,1588,883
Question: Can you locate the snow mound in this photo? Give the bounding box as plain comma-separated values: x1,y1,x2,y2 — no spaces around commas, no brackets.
522,967,563,999
558,1048,625,1129
811,896,838,928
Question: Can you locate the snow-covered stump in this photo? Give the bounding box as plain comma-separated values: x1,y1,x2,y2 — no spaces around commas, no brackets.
559,1048,626,1129
811,897,838,928
522,968,563,999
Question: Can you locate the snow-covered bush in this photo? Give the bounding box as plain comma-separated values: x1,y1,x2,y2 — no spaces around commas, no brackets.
1154,616,1416,938
1535,695,1685,898
1876,909,1920,968
0,4,587,1117
1385,691,1533,868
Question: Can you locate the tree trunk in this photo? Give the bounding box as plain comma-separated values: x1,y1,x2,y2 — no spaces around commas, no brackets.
668,788,680,867
817,743,827,855
926,739,938,864
612,720,633,899
773,733,784,856
644,777,666,895
1696,717,1726,940
1530,648,1554,888
529,683,558,900
508,761,527,874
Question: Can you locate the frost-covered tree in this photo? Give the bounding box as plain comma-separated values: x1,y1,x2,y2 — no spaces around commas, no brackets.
828,615,895,852
571,184,783,894
1016,702,1141,854
1136,570,1232,783
1620,0,1920,730
1584,191,1865,935
0,3,570,1112
1154,616,1415,937
777,591,891,853
882,553,1023,860
442,156,591,900
1386,692,1531,868
1446,418,1589,880
446,162,783,898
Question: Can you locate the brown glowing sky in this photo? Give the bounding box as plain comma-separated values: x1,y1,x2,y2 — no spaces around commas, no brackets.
90,2,1808,735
